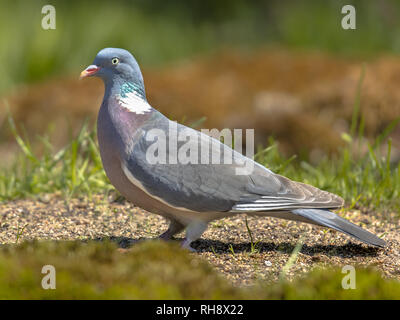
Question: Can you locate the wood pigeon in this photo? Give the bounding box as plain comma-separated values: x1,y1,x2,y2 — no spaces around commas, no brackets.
80,48,385,250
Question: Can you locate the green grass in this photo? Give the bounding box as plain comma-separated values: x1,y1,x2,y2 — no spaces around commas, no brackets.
244,217,260,255
0,240,399,299
0,115,111,201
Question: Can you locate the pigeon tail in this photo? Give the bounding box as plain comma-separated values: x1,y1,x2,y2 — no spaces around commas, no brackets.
292,208,386,248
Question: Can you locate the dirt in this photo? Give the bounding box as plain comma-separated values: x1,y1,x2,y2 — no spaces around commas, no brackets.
0,194,398,286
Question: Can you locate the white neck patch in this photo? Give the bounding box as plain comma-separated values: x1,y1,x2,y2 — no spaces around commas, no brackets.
117,90,152,115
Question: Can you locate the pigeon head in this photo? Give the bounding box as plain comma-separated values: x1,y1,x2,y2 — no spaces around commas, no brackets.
80,48,145,93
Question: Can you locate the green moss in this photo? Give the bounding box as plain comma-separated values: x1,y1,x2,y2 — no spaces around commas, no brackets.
265,267,400,299
0,240,398,299
0,240,243,299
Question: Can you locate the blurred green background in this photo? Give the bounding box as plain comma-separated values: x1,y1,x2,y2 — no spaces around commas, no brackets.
1,0,400,153
1,0,400,93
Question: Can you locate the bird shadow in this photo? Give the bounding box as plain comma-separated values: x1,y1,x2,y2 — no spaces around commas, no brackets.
93,235,380,258
192,239,381,258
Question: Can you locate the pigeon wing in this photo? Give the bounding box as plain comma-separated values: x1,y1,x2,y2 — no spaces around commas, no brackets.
122,119,343,212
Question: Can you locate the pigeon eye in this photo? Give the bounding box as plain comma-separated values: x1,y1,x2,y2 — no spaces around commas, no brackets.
111,57,119,65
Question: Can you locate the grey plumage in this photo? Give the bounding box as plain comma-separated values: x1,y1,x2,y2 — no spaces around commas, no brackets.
292,209,385,247
81,48,386,250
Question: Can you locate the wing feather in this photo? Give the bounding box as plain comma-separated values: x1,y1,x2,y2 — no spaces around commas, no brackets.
124,117,344,213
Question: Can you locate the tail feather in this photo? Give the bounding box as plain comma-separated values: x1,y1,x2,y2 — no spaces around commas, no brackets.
292,208,386,248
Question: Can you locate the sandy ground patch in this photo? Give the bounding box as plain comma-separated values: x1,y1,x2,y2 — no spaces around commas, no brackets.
0,195,398,286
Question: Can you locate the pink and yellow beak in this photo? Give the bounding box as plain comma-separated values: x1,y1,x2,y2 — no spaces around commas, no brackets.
80,65,100,79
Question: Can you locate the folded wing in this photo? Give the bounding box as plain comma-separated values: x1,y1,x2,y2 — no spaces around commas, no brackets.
123,118,343,213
